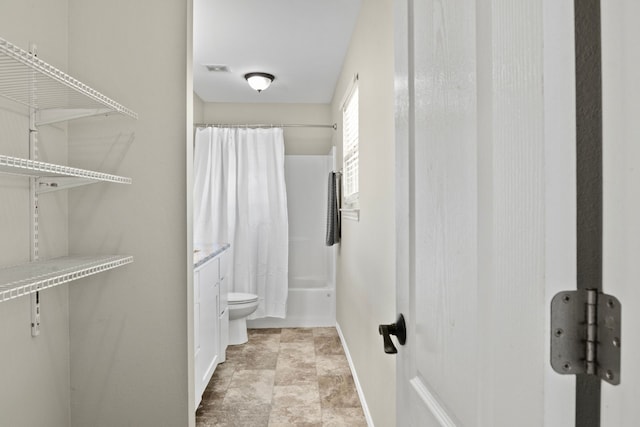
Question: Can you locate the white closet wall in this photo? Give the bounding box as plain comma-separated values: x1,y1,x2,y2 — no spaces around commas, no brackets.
0,3,71,426
0,1,193,426
67,0,192,425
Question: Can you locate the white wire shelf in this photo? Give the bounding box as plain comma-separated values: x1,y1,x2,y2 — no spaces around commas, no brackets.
0,37,137,123
0,255,133,303
0,154,131,192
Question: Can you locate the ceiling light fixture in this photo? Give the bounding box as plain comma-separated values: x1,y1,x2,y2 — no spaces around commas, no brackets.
244,72,274,93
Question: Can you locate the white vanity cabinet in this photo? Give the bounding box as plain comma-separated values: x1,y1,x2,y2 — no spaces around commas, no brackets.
194,256,219,407
193,245,229,410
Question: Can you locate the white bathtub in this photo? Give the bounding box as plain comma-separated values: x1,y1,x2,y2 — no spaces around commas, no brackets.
289,276,329,289
247,286,336,328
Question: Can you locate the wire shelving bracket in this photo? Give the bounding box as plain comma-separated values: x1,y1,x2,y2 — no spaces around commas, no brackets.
0,256,133,303
0,35,136,339
0,154,132,192
0,37,138,123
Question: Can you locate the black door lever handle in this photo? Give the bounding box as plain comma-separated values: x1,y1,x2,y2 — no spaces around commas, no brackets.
378,314,406,354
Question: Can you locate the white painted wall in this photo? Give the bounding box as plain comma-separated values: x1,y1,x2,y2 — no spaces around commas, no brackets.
330,1,396,426
194,93,204,124
0,3,71,426
202,103,333,155
66,0,193,426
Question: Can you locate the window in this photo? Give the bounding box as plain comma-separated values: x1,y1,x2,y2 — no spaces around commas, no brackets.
342,84,359,206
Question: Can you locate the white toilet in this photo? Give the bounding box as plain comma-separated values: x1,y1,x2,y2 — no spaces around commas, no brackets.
227,292,259,345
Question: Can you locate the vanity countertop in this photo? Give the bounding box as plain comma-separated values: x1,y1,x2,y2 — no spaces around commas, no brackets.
194,243,230,268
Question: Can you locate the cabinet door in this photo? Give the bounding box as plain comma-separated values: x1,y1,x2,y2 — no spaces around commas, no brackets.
219,306,229,364
199,259,219,383
219,251,228,280
219,251,228,313
193,269,203,408
193,270,201,371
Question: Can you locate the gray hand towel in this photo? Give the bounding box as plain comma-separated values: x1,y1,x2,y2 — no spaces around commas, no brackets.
325,172,341,246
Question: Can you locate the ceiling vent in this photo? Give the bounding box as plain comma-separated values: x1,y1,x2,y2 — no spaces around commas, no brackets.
205,64,230,72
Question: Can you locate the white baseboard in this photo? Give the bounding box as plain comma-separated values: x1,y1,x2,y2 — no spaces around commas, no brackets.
335,322,374,427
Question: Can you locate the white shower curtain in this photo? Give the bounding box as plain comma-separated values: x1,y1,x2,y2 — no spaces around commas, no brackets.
194,127,289,318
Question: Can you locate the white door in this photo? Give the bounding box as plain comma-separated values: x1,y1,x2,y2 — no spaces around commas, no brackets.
394,0,483,424
393,0,576,425
601,1,640,425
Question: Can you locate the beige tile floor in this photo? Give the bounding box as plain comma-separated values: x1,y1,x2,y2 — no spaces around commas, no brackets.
196,327,368,427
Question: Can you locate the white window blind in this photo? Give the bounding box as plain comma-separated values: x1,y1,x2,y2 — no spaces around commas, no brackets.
342,85,359,205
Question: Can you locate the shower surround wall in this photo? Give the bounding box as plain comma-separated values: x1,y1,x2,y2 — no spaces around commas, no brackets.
249,152,336,328
287,155,335,291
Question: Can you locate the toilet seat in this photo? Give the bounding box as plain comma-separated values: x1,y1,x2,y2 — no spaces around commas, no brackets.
228,292,258,304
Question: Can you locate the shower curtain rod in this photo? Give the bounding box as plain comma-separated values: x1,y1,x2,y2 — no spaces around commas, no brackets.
194,123,337,130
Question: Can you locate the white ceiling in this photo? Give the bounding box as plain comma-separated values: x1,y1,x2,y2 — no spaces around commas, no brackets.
193,0,362,104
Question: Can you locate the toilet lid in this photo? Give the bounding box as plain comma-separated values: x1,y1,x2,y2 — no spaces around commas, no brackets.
228,292,258,304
